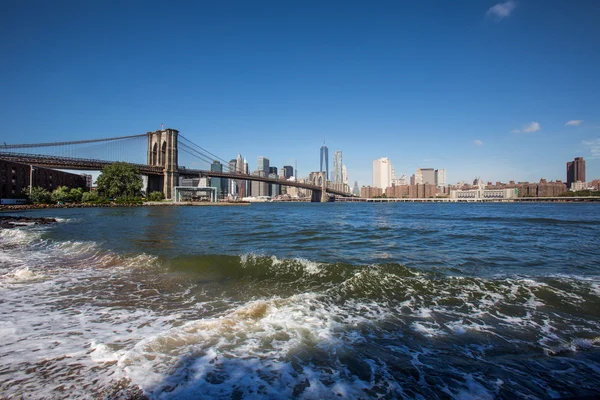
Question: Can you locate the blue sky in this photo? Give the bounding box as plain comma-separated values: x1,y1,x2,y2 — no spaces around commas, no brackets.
1,0,599,186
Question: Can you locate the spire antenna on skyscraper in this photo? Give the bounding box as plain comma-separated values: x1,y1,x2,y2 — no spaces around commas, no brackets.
320,143,329,181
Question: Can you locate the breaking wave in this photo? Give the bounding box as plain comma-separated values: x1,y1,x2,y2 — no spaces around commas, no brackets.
1,213,600,399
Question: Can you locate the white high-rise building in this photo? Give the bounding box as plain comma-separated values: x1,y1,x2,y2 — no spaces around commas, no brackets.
342,164,348,185
236,153,244,173
435,169,447,187
415,168,424,184
373,158,392,189
333,151,343,184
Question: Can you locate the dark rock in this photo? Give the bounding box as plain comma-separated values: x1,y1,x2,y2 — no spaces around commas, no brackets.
0,216,57,229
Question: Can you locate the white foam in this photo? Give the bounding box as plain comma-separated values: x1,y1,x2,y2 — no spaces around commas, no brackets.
2,266,44,283
0,227,41,246
89,341,123,363
412,321,446,337
54,217,74,223
116,292,393,398
240,253,324,276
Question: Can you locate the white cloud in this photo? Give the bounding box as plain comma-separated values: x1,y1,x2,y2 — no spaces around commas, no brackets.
565,120,583,127
474,140,484,146
583,139,600,159
523,121,541,133
511,122,541,133
486,1,517,19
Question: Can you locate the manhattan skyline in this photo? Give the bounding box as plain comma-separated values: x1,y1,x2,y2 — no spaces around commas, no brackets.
2,1,599,186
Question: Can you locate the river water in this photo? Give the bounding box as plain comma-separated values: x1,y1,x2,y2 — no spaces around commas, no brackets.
1,203,599,399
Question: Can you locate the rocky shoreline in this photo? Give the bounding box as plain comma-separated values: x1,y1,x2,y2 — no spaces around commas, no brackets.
0,203,143,212
0,202,250,213
0,215,58,229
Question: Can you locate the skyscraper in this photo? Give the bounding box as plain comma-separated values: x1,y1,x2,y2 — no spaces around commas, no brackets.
373,158,392,189
258,156,270,173
257,157,270,196
342,165,348,185
282,165,294,178
567,157,586,189
228,159,237,196
236,153,245,198
320,145,329,181
435,169,446,187
421,168,435,185
210,161,224,199
333,151,343,184
243,158,249,197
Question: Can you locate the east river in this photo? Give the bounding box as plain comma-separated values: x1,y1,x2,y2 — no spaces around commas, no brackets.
1,203,599,399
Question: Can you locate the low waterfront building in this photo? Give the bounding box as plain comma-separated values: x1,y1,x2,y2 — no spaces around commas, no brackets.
1,159,88,199
174,186,217,202
384,184,436,199
361,186,382,198
450,180,518,200
570,181,589,191
514,179,567,197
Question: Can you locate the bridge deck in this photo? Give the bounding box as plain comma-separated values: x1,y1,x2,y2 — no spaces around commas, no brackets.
0,153,354,197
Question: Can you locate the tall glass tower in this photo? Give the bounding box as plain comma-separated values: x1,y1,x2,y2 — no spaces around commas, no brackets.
320,145,329,181
333,151,343,184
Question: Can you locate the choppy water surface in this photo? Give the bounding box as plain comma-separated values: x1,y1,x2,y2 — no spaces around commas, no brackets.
1,203,599,399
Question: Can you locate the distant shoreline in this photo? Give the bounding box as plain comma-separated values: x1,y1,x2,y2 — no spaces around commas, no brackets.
0,202,250,212
336,196,600,203
2,197,599,212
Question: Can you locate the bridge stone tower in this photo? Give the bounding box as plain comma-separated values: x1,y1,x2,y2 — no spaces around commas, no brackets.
147,129,179,200
309,171,329,202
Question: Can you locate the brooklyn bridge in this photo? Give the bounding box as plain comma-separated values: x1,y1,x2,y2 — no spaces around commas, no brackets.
0,129,353,202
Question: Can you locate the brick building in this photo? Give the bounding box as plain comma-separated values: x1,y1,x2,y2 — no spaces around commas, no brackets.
0,159,88,199
383,184,436,199
360,186,383,198
566,157,585,189
385,185,409,198
486,179,567,197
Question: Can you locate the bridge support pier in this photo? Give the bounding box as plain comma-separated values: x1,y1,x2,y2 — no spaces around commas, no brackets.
146,175,163,195
308,171,329,202
311,190,322,202
147,129,179,200
321,188,328,203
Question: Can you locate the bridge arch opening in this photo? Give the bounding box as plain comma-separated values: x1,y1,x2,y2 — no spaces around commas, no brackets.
161,141,167,166
151,143,158,165
318,176,323,186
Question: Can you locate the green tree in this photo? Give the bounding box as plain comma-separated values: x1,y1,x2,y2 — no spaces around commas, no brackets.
96,162,143,199
51,186,72,203
69,187,84,203
28,187,51,204
81,191,99,203
148,191,165,202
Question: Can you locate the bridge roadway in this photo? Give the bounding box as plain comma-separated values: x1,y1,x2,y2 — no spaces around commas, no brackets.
181,169,352,197
0,152,164,175
0,153,353,197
